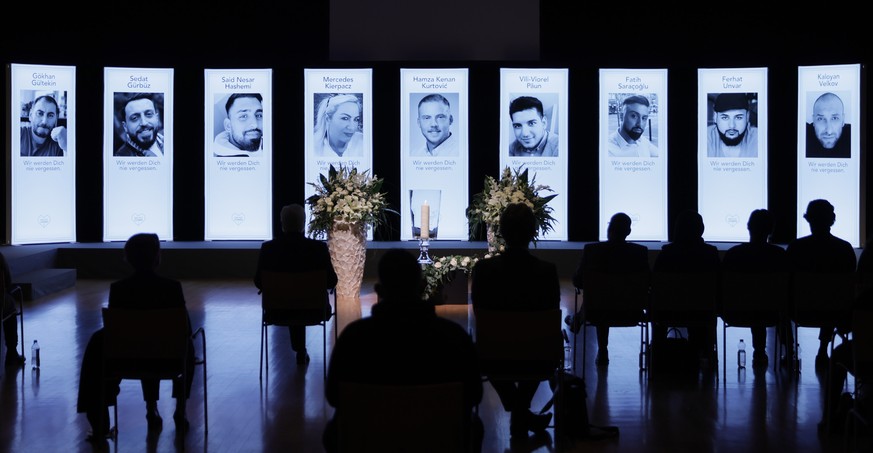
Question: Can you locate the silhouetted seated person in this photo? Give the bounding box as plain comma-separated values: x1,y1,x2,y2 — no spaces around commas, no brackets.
819,243,872,435
787,199,857,371
254,203,337,366
323,249,483,452
566,212,649,366
77,233,194,441
721,209,789,368
652,210,721,369
471,202,560,437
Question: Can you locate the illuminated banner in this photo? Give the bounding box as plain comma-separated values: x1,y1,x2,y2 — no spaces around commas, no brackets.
598,69,668,241
204,69,272,240
304,68,373,237
103,67,173,241
8,63,76,244
499,68,568,241
399,68,468,240
797,64,861,246
697,67,768,242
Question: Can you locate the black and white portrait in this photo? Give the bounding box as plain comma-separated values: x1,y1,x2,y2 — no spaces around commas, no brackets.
113,92,165,157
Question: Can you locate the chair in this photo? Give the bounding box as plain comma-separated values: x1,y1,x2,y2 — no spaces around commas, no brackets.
473,308,564,377
473,308,564,438
843,309,873,451
101,306,208,435
649,271,719,379
789,271,856,375
259,270,337,380
337,381,468,453
576,271,650,380
720,271,790,379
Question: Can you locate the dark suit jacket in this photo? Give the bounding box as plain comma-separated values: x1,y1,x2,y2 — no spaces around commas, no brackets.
722,242,789,273
573,240,650,289
109,271,186,309
254,232,338,291
471,249,560,312
787,232,857,274
325,301,482,411
653,240,721,273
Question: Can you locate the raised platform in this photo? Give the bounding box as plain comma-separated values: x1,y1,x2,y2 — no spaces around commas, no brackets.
2,240,760,300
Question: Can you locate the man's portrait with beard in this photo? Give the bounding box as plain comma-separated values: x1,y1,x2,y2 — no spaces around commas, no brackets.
114,92,165,157
409,93,458,157
805,91,851,158
213,93,264,158
706,92,758,158
607,93,659,158
20,91,67,157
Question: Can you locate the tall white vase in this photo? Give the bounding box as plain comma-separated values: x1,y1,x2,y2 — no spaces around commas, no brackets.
486,224,504,253
328,222,366,300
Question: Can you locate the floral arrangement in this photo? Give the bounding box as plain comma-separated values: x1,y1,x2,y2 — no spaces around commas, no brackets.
306,164,390,239
422,254,480,300
466,165,557,251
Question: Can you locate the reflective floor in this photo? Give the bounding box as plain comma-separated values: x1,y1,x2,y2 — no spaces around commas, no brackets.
0,278,855,452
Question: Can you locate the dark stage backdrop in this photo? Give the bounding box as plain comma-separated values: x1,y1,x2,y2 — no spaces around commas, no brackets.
1,3,869,245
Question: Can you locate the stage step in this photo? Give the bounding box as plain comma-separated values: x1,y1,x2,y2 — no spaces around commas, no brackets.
12,268,77,301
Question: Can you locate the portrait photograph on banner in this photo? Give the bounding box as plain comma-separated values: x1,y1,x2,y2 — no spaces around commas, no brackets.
8,63,76,244
697,67,768,242
796,63,861,246
102,67,174,242
399,68,469,241
303,68,373,236
598,68,668,241
203,69,273,240
499,68,568,241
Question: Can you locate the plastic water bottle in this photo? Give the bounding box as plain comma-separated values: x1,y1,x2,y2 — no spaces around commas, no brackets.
796,344,802,372
31,340,40,369
562,329,572,371
737,339,746,368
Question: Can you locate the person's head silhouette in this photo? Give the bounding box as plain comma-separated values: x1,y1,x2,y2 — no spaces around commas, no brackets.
124,233,161,272
746,209,774,243
803,199,836,234
499,203,537,249
607,212,632,242
673,210,705,243
280,204,306,234
374,249,424,303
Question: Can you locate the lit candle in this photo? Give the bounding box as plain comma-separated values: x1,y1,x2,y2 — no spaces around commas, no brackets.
421,201,430,239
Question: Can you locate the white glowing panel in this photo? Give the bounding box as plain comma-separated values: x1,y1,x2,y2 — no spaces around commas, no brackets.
103,67,173,242
399,68,469,241
598,69,668,241
8,63,76,244
303,68,373,238
203,69,272,240
499,68,568,241
697,67,768,242
796,64,861,246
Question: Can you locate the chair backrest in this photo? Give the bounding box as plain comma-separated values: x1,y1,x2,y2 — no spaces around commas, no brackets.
791,271,856,328
102,306,189,379
261,270,329,311
583,270,649,316
337,381,466,453
650,271,719,312
473,308,563,363
852,309,873,365
721,271,790,314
